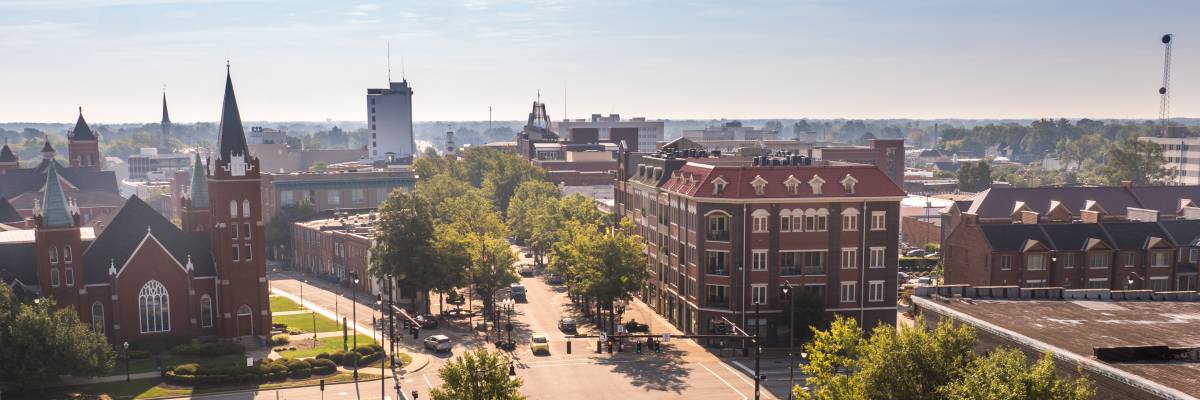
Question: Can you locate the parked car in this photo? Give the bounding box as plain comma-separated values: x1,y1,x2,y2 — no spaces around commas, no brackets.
423,334,452,352
524,252,533,258
624,319,649,333
519,265,536,277
545,274,564,285
530,333,550,354
558,318,577,333
414,313,438,329
510,283,527,302
905,249,927,257
916,277,933,286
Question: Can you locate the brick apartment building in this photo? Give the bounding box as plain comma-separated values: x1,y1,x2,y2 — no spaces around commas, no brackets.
289,210,425,307
616,147,905,343
943,183,1200,291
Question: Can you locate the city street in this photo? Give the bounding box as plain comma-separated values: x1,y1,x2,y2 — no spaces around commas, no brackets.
265,247,796,399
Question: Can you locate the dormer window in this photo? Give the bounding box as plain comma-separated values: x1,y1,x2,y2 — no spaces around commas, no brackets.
841,174,858,194
784,175,801,195
808,175,826,196
712,176,728,195
750,175,768,196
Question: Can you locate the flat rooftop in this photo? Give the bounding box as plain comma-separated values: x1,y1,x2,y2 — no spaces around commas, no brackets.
921,295,1200,399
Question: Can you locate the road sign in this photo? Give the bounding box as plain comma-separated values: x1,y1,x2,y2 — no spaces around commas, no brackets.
616,325,627,334
662,333,670,343
599,332,608,342
246,357,254,366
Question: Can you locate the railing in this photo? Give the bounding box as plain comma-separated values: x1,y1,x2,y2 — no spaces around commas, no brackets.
707,266,729,276
707,298,729,308
803,265,825,275
780,266,801,276
707,230,729,241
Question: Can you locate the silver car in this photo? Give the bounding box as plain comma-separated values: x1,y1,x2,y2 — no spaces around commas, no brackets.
423,334,452,352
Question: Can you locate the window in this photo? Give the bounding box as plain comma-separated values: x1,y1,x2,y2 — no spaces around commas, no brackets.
752,250,768,271
752,210,769,233
244,244,252,261
784,175,801,194
50,268,60,287
780,210,793,232
706,285,729,308
868,280,884,302
63,246,72,264
200,295,213,328
281,190,295,206
328,190,341,205
752,285,768,305
840,282,856,303
1179,274,1198,291
1123,253,1135,267
1026,254,1046,271
842,209,859,231
1152,252,1169,267
1191,248,1199,262
232,223,239,239
352,189,365,204
1086,278,1108,289
1025,280,1046,288
707,214,729,241
870,247,886,268
1000,255,1012,270
842,248,858,269
712,178,727,195
802,251,825,275
841,174,858,194
808,175,825,195
1150,277,1170,292
751,175,767,196
780,252,799,275
1089,253,1109,269
229,200,238,218
138,280,170,333
706,251,728,275
232,245,240,262
244,223,251,240
91,302,105,333
815,209,828,231
1062,254,1076,269
242,199,251,218
870,211,886,231
49,247,58,265
65,267,74,287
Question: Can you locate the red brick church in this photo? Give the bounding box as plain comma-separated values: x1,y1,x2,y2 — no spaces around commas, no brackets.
0,69,271,343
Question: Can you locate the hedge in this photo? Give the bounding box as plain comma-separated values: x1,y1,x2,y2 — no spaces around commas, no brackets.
311,358,337,375
270,334,291,347
164,359,297,386
172,341,245,356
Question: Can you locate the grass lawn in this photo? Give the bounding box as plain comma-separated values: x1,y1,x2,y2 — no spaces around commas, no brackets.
43,371,378,400
110,353,248,375
278,334,376,358
270,295,304,312
273,311,340,333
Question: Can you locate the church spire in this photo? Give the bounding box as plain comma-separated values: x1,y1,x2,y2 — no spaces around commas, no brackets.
188,153,210,209
70,107,97,141
0,139,16,163
161,90,171,150
216,68,249,162
39,162,74,228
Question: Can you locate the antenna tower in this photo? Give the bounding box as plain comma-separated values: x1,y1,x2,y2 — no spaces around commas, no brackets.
1159,34,1174,137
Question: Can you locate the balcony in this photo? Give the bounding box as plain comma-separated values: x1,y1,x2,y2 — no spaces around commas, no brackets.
780,266,801,276
707,297,729,308
707,266,730,276
803,265,825,275
707,230,729,241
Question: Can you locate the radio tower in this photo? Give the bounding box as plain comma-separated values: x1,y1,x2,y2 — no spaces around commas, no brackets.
1159,34,1174,137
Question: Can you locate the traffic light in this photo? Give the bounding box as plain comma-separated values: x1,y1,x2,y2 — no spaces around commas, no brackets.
412,327,420,340
403,319,411,330
636,341,642,353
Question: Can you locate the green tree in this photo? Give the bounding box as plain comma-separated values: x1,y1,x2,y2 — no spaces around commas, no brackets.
797,315,866,400
429,348,524,400
940,349,1093,400
855,316,977,400
0,285,115,393
567,219,648,334
472,235,520,318
506,180,561,244
957,160,993,192
1095,138,1169,185
369,190,438,312
782,289,827,340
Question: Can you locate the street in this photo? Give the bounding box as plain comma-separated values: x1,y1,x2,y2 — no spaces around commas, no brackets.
263,246,797,400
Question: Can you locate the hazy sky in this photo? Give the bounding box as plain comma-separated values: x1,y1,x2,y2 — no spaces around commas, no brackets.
1,0,1198,123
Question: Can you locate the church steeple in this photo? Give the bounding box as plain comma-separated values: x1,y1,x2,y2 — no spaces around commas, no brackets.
38,162,75,228
69,107,96,141
216,70,249,163
187,153,209,209
161,91,171,150
67,107,101,171
42,139,56,160
0,139,17,174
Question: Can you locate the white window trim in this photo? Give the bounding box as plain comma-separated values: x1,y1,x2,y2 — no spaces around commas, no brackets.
751,284,768,305
840,282,856,303
868,280,884,302
751,250,768,271
138,280,171,334
841,248,858,269
869,247,886,269
871,211,887,231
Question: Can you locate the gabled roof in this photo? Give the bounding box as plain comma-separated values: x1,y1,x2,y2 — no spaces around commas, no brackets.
967,187,1141,219
663,162,903,199
1129,186,1200,216
69,110,97,141
1101,222,1172,250
0,142,15,163
0,243,36,286
0,197,21,224
1159,219,1200,248
1038,223,1112,252
0,160,118,201
980,224,1051,252
82,195,214,284
216,71,250,162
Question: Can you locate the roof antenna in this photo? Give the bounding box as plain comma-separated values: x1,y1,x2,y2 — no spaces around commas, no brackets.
387,41,392,82
225,58,230,73
401,55,406,82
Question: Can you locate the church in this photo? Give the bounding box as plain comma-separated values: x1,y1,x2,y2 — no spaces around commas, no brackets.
0,69,271,344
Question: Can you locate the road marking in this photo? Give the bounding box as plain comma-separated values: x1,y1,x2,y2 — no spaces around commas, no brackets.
729,361,777,399
698,363,748,400
721,361,754,386
423,373,434,389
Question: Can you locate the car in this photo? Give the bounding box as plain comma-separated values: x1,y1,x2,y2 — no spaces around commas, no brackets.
414,313,438,329
624,319,649,333
524,252,533,258
898,272,909,282
510,283,527,302
423,334,452,352
518,265,536,277
905,249,927,257
545,274,564,285
916,277,933,286
558,318,577,333
530,333,550,354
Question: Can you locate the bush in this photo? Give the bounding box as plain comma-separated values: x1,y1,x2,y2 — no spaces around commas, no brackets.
315,352,331,360
130,336,192,353
172,341,245,356
311,358,337,375
174,363,200,376
272,323,288,329
331,351,348,366
269,334,291,347
285,359,312,372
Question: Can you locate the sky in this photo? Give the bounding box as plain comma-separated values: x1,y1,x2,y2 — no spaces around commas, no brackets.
1,0,1199,123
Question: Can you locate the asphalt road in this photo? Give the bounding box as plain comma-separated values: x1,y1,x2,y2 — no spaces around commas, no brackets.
263,247,797,400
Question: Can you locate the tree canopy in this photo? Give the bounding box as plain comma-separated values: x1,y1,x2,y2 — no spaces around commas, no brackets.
429,348,524,400
0,285,115,392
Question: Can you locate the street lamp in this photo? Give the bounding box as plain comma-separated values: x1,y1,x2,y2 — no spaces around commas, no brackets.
301,279,306,309
1127,271,1145,290
780,283,796,400
351,272,360,380
122,341,131,382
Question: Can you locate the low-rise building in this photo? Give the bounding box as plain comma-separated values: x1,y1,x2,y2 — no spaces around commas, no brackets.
554,114,664,153
290,210,425,306
126,148,192,181
260,168,417,223
616,148,904,343
681,121,778,141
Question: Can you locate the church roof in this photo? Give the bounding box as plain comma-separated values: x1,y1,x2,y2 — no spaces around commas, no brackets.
0,243,36,287
39,162,74,228
41,140,55,154
0,197,21,224
70,110,97,141
188,153,209,209
162,93,171,124
82,195,215,284
0,142,15,163
0,160,118,200
216,71,250,162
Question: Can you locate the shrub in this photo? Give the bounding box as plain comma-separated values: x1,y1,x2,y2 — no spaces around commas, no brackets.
331,351,347,366
285,359,312,372
272,323,288,329
270,334,291,347
174,363,200,376
315,352,331,360
311,358,337,375
289,367,312,379
172,341,245,356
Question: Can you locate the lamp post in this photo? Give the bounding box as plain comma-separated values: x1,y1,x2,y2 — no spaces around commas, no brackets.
351,272,360,380
122,341,131,382
780,283,796,400
301,279,306,309
1127,271,1145,290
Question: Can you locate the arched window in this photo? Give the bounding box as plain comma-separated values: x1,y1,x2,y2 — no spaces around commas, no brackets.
138,280,170,333
242,200,251,218
199,295,213,328
91,302,105,333
229,200,238,218
63,245,72,264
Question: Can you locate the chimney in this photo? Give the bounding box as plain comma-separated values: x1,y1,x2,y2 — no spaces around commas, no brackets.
1120,180,1133,188
1080,210,1101,224
1019,210,1040,225
1127,207,1159,222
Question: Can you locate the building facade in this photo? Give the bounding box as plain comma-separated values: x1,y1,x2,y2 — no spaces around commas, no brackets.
554,114,664,153
127,148,192,181
1139,135,1200,185
367,80,415,162
616,150,904,343
259,168,416,224
290,211,426,307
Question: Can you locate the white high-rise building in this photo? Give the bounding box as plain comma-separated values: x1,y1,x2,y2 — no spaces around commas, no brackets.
367,80,415,162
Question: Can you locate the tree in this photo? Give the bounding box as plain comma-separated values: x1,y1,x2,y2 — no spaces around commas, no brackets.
797,315,866,400
854,316,977,400
957,160,993,192
939,349,1093,400
429,348,524,400
0,285,115,393
472,235,520,318
569,219,648,334
782,289,826,340
369,190,439,312
506,180,561,244
1094,138,1169,185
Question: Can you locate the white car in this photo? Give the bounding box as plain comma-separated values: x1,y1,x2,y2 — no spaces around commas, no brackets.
423,334,452,352
916,277,933,287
